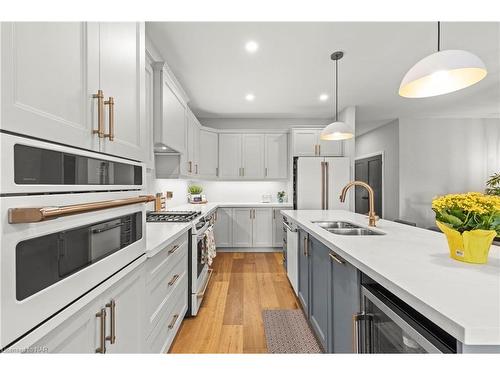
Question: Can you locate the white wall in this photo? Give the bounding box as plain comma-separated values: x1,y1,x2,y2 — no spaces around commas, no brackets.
355,119,399,220
399,117,500,227
145,171,190,210
190,180,289,203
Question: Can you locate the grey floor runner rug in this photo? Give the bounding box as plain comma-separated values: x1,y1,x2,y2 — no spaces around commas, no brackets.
262,309,323,353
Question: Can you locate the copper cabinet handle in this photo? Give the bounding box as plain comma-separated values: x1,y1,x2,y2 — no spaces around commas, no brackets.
95,308,107,353
104,97,115,141
265,167,268,177
8,195,155,224
168,244,180,255
105,299,116,344
92,90,105,138
321,161,325,210
325,161,329,210
189,161,192,173
318,144,321,155
303,236,308,256
168,274,180,286
195,164,198,174
168,314,179,329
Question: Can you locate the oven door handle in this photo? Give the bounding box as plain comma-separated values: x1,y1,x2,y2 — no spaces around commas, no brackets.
196,224,213,240
196,268,213,298
8,195,155,224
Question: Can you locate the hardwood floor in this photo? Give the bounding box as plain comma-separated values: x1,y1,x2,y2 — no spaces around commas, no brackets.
169,252,300,353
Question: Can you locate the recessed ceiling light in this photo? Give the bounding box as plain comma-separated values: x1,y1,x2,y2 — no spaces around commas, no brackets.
245,93,255,101
319,94,329,101
245,41,259,53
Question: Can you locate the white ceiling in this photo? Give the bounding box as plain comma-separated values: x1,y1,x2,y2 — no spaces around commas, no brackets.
146,22,500,133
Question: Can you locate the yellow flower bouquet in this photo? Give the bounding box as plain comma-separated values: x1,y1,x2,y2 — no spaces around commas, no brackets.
432,192,500,264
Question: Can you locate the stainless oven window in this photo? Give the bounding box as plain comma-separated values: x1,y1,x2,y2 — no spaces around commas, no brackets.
14,144,142,185
15,212,142,301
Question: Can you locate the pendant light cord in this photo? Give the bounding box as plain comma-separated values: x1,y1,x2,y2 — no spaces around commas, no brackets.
437,21,441,52
335,59,338,122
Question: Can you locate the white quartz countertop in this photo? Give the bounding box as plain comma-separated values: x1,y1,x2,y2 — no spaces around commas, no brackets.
281,209,500,346
146,222,192,257
146,202,292,254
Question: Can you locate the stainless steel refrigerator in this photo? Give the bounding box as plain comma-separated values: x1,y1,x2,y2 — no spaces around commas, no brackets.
293,156,351,210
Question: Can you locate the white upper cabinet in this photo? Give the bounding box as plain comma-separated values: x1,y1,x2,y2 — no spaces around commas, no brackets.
265,133,288,179
319,136,343,157
99,23,145,161
1,22,146,161
185,109,201,176
199,129,219,178
218,132,287,180
1,22,99,151
242,134,265,179
292,129,318,156
153,63,186,154
218,133,242,179
292,128,343,157
144,54,155,169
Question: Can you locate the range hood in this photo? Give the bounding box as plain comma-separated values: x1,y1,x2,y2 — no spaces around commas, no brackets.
154,142,180,155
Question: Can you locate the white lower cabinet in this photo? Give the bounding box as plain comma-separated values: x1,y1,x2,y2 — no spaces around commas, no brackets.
232,208,253,247
272,208,284,248
33,232,190,354
143,232,189,353
214,208,233,247
216,207,287,249
34,263,145,354
103,267,145,354
252,208,273,247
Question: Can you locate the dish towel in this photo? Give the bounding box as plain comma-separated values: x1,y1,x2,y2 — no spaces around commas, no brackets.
202,227,217,266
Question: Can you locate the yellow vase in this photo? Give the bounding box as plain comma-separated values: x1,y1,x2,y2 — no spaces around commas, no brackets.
436,221,496,264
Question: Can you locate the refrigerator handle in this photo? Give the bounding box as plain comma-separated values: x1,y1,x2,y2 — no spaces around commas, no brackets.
325,161,329,210
320,161,325,210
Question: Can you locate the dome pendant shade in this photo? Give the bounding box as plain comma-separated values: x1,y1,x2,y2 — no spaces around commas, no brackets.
321,50,354,141
399,49,487,98
320,121,354,140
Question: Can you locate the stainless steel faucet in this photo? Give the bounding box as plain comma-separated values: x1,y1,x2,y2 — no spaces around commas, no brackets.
339,181,378,227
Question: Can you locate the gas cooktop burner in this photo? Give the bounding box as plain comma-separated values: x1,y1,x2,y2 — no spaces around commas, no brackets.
146,211,201,223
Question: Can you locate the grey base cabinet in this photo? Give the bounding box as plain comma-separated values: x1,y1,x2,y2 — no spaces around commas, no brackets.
297,229,360,353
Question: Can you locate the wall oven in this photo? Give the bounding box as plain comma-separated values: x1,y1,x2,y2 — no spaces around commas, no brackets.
354,280,456,353
0,132,151,349
189,209,216,316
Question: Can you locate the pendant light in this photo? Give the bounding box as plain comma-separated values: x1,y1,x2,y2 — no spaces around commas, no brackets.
399,22,487,98
320,51,354,141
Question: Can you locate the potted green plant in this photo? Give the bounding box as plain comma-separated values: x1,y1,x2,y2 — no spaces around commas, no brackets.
277,191,286,203
188,185,204,203
432,192,500,264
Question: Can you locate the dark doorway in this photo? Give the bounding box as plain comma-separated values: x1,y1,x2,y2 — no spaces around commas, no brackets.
355,154,382,217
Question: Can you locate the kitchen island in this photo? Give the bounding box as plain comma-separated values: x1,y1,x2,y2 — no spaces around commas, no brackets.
281,209,500,353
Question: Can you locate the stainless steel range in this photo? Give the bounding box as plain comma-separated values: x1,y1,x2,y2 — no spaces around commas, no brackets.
146,209,216,316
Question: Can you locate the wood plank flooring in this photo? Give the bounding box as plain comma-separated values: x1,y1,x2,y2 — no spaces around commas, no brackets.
169,252,300,353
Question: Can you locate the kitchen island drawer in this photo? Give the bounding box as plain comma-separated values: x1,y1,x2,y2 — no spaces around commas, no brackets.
145,232,188,284
145,275,188,353
145,251,188,334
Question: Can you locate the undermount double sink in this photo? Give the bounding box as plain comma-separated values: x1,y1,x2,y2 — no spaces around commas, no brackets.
313,221,384,236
